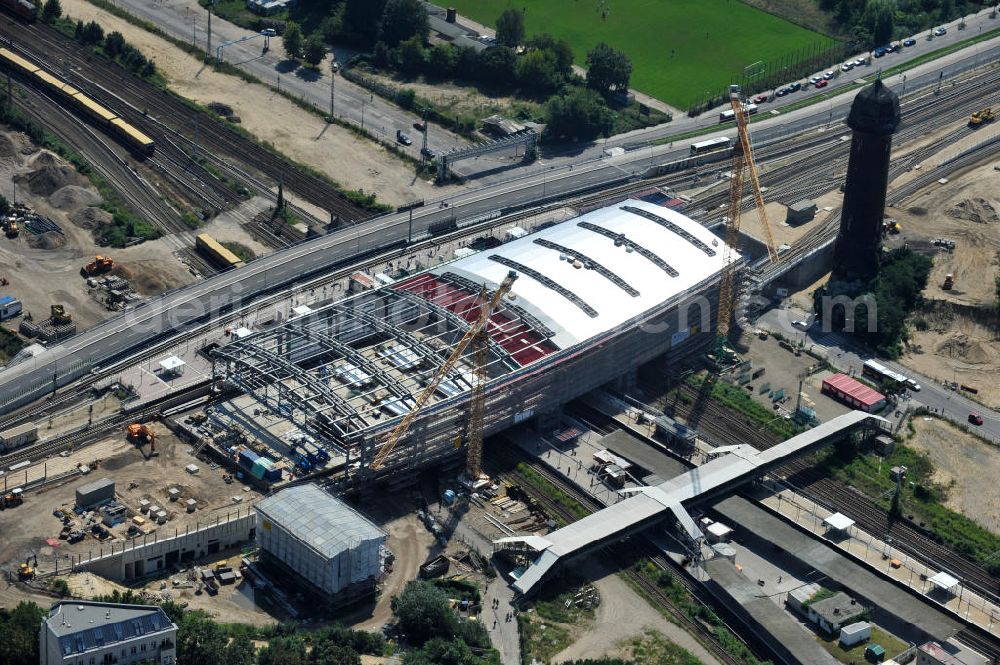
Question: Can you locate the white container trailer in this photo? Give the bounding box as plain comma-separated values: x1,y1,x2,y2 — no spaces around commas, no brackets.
0,423,38,452
839,621,871,647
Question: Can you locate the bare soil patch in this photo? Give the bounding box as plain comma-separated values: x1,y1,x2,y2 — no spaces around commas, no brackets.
907,417,1000,534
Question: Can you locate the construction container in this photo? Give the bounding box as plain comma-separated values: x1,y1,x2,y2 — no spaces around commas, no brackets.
263,467,282,483
238,448,258,469
185,498,197,513
138,499,151,513
101,503,128,527
185,464,199,475
131,515,146,526
75,477,115,510
0,422,38,452
167,487,181,502
155,510,168,524
840,621,872,647
0,295,22,321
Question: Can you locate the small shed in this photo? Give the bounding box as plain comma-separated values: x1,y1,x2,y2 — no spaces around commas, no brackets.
75,477,115,510
185,498,198,513
185,464,200,475
705,522,733,543
233,327,253,339
874,434,896,456
823,512,855,534
865,644,885,663
928,571,960,595
504,226,528,241
159,356,186,377
785,199,818,225
711,542,737,561
840,621,872,647
291,305,313,317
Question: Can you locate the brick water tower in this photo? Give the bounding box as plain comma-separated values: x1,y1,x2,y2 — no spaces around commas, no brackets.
832,78,901,280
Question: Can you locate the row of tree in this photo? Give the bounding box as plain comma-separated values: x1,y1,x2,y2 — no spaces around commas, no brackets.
820,0,984,49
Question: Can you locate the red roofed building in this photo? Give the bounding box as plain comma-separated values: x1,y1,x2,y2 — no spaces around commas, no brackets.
822,373,886,413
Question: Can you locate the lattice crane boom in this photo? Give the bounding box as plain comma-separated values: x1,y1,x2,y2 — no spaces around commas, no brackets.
715,87,779,358
369,270,518,471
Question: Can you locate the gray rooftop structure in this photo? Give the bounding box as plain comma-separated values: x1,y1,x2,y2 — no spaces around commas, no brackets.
600,429,687,480
497,411,887,595
41,600,175,663
808,591,866,628
256,484,385,559
714,495,962,642
704,558,839,665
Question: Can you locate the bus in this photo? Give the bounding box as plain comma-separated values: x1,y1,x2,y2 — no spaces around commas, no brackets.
719,103,758,123
690,136,731,156
862,360,908,385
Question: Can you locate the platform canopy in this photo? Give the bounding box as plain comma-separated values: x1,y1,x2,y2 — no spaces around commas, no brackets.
159,356,185,373
928,571,960,593
823,512,855,532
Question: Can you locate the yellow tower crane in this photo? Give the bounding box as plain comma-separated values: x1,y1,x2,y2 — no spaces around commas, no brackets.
715,86,779,361
369,270,519,472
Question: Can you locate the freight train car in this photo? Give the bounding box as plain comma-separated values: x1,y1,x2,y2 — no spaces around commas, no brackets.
0,0,36,21
0,47,155,156
196,233,245,270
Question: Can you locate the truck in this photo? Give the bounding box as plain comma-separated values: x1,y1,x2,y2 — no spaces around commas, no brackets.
0,295,22,321
943,273,954,290
1,488,24,509
0,422,38,452
81,255,114,277
969,107,996,127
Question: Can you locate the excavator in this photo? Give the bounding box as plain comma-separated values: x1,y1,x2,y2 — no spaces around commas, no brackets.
81,255,114,277
50,305,72,325
126,423,158,458
969,107,996,127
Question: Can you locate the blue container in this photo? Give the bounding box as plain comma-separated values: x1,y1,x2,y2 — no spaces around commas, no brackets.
316,448,330,463
442,489,457,505
264,467,282,483
297,455,312,472
237,449,258,469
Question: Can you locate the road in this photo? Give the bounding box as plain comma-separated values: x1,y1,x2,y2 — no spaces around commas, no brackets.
1,12,1000,414
111,0,464,158
756,308,1000,444
112,0,1000,183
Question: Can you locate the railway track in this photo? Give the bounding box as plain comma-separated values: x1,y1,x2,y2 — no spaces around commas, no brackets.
0,18,370,224
668,384,1000,602
487,444,752,665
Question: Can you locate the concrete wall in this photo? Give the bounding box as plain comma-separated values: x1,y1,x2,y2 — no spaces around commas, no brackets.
72,508,255,582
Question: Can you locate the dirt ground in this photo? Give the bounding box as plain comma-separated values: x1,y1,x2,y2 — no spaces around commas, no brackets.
57,0,452,207
0,132,195,331
552,559,722,665
906,416,1000,535
0,423,259,591
887,158,1000,404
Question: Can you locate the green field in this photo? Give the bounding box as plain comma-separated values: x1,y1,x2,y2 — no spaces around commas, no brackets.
447,0,835,108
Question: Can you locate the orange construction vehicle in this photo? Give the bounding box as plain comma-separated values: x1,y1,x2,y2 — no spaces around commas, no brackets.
126,423,157,456
3,218,18,238
81,255,114,277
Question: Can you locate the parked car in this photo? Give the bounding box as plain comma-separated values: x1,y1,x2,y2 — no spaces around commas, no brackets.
789,81,802,92
775,87,789,97
808,75,823,84
854,57,867,67
396,130,412,146
792,319,810,330
815,79,828,89
420,147,435,159
903,38,916,47
412,121,426,132
933,26,947,36
887,42,901,53
753,93,768,104
823,70,835,79
905,378,921,392
969,411,984,426
841,61,854,72
873,46,887,57
260,28,277,37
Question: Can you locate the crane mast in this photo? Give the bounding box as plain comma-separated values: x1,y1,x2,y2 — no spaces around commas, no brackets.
369,270,519,472
715,86,779,360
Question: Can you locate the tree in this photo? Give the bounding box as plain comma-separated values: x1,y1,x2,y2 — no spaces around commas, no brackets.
310,643,361,665
396,35,427,76
391,581,458,645
427,44,457,78
104,31,126,57
527,33,574,77
303,35,327,67
585,42,632,94
476,46,516,86
283,21,304,59
495,8,524,48
545,88,613,140
258,637,307,665
861,0,895,47
0,602,46,665
175,612,228,664
378,0,429,48
344,0,388,47
222,634,256,665
516,49,564,94
80,20,104,45
40,0,61,22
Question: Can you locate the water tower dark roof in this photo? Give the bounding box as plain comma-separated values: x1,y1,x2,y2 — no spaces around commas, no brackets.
847,79,900,135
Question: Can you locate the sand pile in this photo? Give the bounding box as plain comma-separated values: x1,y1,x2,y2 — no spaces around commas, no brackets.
14,151,88,197
116,262,182,295
50,185,101,210
946,198,1000,225
69,206,113,230
0,132,20,166
935,333,993,364
26,231,67,250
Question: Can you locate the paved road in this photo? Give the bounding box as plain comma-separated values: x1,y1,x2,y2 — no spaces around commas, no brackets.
756,307,1000,443
113,0,463,158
